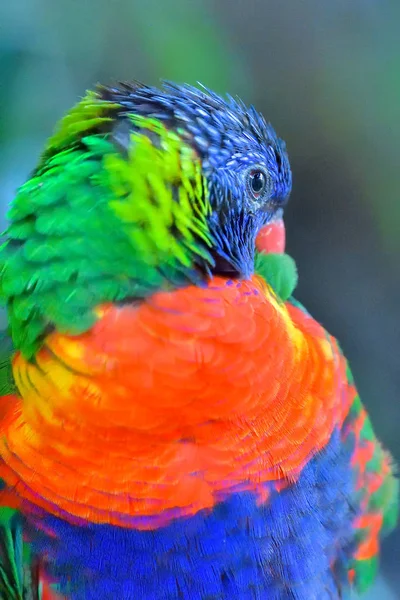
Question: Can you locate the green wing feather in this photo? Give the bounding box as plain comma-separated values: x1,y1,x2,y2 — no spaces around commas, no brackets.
0,330,27,600
0,328,16,396
1,108,212,359
343,370,399,594
0,507,25,600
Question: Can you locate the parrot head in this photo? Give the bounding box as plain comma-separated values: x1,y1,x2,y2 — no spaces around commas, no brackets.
0,82,292,356
100,83,292,274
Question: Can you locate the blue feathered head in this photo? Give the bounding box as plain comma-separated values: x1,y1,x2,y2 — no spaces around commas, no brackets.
101,81,292,277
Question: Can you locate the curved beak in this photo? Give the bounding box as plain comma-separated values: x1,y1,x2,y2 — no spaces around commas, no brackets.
256,213,286,254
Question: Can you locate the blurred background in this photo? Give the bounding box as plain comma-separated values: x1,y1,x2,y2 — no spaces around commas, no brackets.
0,0,399,597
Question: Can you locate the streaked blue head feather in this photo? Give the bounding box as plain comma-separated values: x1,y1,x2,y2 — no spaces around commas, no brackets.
101,81,292,277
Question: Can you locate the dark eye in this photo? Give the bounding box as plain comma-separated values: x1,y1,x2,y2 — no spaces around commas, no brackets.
248,169,270,201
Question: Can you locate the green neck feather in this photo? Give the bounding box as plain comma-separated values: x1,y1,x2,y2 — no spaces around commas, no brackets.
0,94,212,358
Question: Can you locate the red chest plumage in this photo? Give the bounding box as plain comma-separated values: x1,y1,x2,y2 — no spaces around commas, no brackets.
0,276,353,528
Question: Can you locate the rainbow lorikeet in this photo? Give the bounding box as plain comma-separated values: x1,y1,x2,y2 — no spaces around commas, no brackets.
0,82,397,600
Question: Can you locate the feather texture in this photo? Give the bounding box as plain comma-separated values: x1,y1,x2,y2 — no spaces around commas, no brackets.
0,82,397,599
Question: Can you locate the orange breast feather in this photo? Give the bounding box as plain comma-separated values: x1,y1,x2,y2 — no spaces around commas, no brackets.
0,276,354,528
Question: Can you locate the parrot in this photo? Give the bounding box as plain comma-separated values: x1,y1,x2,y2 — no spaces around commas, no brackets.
0,81,397,600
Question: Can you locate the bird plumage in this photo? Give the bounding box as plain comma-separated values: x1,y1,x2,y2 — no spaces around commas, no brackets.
0,82,397,599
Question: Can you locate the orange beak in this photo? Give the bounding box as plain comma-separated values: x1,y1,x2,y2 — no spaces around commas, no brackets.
256,216,285,254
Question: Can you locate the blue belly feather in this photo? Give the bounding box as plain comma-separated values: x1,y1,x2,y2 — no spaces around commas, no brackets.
28,428,357,599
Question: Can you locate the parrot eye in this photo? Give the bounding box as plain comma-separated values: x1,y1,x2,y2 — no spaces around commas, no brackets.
247,168,271,201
